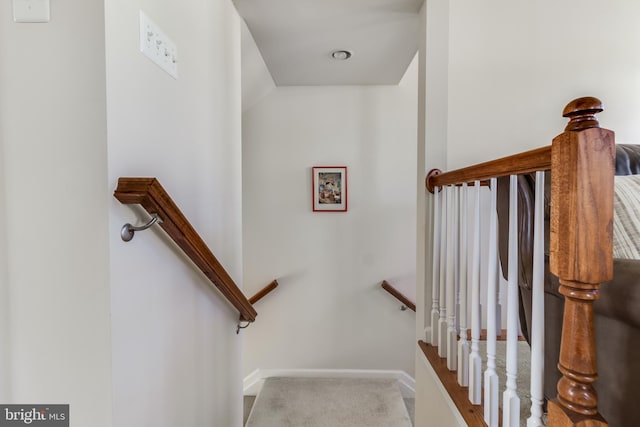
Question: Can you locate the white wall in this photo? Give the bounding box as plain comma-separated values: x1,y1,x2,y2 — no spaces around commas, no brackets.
415,351,466,427
242,63,418,377
105,0,245,426
415,0,457,424
0,1,112,425
0,44,8,399
241,20,275,113
1,0,245,424
416,0,450,345
0,141,11,402
447,0,640,169
0,60,9,403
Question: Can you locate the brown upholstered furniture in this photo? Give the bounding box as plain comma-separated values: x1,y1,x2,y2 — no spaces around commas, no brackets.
497,144,640,427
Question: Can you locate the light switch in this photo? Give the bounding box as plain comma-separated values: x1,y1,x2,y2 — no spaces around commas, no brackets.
139,11,178,79
13,0,50,23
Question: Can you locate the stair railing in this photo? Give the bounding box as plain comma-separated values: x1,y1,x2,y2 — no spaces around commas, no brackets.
381,280,416,312
237,280,279,331
422,97,613,427
114,177,257,323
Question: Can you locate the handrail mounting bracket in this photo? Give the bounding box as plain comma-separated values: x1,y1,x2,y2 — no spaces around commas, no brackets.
121,213,163,242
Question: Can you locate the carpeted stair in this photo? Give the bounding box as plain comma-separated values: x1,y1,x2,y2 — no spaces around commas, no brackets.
244,377,413,427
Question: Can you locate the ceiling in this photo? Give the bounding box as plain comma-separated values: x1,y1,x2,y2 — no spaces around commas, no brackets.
233,0,424,86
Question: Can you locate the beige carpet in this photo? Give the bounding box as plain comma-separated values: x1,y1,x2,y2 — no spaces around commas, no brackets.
245,377,412,427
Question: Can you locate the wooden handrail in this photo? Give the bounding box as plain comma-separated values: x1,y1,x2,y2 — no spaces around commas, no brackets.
114,177,257,322
248,279,279,305
381,280,416,312
425,146,551,192
239,279,279,322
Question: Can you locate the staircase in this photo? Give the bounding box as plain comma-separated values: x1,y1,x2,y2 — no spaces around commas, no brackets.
244,377,414,427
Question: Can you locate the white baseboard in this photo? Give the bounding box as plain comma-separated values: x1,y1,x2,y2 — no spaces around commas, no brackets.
244,368,416,398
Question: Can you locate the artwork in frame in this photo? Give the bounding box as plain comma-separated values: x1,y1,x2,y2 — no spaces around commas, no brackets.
312,166,348,212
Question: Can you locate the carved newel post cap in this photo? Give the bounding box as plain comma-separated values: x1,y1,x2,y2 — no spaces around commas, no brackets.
562,96,603,131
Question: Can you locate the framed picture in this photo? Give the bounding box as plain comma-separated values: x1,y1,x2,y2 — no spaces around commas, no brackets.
312,166,348,212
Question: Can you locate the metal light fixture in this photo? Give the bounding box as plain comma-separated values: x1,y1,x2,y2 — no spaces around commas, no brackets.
331,50,352,60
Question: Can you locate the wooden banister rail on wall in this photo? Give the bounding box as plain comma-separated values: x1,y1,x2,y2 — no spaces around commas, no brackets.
381,280,416,312
239,280,279,322
248,279,279,305
114,177,257,322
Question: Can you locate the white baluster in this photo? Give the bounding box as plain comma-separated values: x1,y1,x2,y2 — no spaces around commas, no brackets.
496,278,503,335
457,183,469,386
496,183,503,337
455,186,461,336
502,175,520,427
527,171,545,427
447,186,458,371
468,181,482,404
438,186,449,357
484,178,499,427
430,187,441,345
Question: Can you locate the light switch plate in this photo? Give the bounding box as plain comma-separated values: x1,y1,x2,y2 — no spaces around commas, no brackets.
13,0,50,23
139,11,178,79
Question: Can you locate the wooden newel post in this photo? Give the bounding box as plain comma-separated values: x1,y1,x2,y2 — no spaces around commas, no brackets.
547,97,615,426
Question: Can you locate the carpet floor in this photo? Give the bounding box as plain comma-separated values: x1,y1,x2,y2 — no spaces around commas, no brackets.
244,342,534,426
245,377,412,427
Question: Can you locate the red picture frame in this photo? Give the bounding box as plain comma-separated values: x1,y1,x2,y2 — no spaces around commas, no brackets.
312,166,348,212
